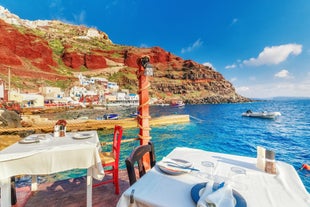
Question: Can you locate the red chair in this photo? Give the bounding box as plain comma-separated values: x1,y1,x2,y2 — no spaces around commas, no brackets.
93,125,123,194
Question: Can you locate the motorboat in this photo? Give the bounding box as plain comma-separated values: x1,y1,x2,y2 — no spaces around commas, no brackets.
170,100,185,108
242,110,281,119
98,113,119,120
129,111,139,118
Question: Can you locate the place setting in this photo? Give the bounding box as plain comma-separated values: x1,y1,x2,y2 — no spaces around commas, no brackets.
191,180,247,207
18,134,52,144
156,157,199,175
190,161,248,207
72,132,94,140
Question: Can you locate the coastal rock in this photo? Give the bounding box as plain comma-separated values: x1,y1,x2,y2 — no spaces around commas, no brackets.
0,110,22,128
0,19,57,72
0,8,251,104
62,50,107,69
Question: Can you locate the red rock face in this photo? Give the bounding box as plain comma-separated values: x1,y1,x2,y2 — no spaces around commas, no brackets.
62,52,85,69
123,47,184,70
0,19,57,72
85,53,107,69
0,48,22,65
62,50,107,69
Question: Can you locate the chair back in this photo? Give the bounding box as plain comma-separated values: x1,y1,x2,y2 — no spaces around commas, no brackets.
125,141,156,186
93,125,123,194
112,125,123,164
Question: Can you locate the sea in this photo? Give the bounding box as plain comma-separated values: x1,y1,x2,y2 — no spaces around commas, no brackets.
16,99,310,193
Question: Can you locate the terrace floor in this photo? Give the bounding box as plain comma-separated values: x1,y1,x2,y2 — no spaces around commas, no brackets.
11,170,130,207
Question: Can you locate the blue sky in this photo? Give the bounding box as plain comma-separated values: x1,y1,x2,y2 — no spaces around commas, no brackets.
1,0,310,98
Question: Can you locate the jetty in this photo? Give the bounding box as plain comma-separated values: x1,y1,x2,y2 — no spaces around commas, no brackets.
0,114,190,137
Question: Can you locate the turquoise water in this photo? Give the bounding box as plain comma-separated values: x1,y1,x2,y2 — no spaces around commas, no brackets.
16,99,310,193
104,99,309,193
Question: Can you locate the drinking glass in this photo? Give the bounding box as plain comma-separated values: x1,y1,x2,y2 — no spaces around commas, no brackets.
201,161,215,180
227,166,247,191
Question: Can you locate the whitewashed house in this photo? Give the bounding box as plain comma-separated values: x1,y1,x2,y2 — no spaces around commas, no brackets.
9,89,44,108
39,86,64,99
107,82,119,92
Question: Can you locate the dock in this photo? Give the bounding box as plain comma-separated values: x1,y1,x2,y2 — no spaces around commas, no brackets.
0,114,190,135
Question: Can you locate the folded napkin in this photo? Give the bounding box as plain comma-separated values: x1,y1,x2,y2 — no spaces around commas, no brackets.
197,182,235,207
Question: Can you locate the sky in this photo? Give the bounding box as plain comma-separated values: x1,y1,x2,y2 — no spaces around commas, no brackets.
1,0,310,98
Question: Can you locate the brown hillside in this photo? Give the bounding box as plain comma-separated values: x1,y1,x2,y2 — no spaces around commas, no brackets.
0,10,250,104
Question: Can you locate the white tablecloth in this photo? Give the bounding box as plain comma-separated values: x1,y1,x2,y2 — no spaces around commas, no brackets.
0,131,104,207
117,147,310,207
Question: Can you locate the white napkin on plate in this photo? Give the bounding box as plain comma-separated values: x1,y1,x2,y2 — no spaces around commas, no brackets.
197,182,235,207
157,160,191,173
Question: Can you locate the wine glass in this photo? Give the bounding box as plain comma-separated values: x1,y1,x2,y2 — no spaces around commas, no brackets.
201,161,215,180
227,166,247,191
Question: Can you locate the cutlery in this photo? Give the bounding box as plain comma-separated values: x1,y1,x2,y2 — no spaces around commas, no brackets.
163,160,188,167
130,189,135,204
166,163,200,171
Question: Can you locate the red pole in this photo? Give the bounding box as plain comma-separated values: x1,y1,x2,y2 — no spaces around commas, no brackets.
137,56,152,146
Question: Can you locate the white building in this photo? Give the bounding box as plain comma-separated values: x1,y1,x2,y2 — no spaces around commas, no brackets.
0,80,4,99
39,86,64,99
9,90,44,108
107,82,119,91
87,28,100,38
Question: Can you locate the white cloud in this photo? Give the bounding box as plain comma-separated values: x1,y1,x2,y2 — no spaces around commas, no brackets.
236,81,310,98
231,18,238,26
139,43,148,48
236,86,250,92
249,76,256,81
49,0,62,8
275,69,292,79
243,44,302,66
73,10,86,24
105,0,119,10
225,64,236,69
181,39,203,53
230,77,237,82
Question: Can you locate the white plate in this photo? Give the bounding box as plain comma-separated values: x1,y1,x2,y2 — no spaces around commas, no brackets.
72,133,93,139
157,158,193,175
19,137,40,144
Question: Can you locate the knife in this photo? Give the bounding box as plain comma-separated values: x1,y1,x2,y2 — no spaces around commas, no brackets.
166,163,200,171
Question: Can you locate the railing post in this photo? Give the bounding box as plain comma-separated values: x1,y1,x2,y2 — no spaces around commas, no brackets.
137,56,153,170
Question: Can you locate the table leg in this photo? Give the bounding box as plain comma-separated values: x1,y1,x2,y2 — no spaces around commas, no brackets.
86,167,93,207
31,175,38,191
1,177,11,207
11,177,17,205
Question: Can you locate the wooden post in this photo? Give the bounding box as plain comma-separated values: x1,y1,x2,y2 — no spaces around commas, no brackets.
137,56,152,145
137,56,152,169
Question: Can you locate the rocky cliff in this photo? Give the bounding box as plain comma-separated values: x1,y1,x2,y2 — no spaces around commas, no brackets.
0,6,250,103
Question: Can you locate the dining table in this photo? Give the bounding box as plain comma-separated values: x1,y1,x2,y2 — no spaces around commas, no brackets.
0,130,104,207
117,147,310,207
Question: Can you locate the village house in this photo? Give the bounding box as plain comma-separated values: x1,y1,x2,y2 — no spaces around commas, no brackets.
9,89,44,108
0,73,138,108
39,86,64,99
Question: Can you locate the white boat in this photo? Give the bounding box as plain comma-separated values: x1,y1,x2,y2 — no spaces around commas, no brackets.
96,113,119,120
129,111,139,118
104,113,119,120
170,100,185,108
242,110,281,119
